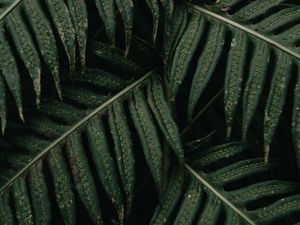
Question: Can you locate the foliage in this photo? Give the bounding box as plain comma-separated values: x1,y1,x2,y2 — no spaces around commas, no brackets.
0,0,300,224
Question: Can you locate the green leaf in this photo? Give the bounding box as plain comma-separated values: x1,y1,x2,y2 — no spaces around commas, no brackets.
224,30,248,138
196,195,222,225
188,21,225,120
92,41,144,76
173,179,202,225
191,142,244,168
6,9,41,105
29,162,51,225
0,28,23,121
147,77,184,163
233,0,285,22
129,89,163,193
66,0,88,66
242,41,270,141
257,6,300,34
67,133,103,225
94,0,116,45
48,148,76,225
85,117,124,222
0,192,14,225
115,0,133,54
255,194,300,224
145,0,159,43
264,52,292,162
150,168,184,225
108,101,135,214
169,11,204,103
230,180,300,204
74,67,130,91
159,0,174,32
11,178,34,225
43,0,76,71
164,6,188,63
23,0,61,98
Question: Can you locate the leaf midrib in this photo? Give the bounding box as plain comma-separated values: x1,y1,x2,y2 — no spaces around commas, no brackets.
184,1,300,61
0,0,22,21
0,70,156,194
185,164,257,225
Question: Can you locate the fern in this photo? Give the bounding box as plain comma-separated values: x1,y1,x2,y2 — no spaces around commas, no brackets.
1,0,300,224
152,142,300,224
0,70,183,224
0,0,166,130
167,1,300,164
0,0,74,126
0,37,184,222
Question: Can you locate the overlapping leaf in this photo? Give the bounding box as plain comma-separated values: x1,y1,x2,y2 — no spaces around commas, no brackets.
167,2,300,165
0,0,166,131
150,142,300,224
0,40,183,224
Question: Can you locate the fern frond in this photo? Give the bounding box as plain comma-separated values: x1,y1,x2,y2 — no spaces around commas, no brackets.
66,0,88,66
187,20,225,120
0,71,179,224
0,0,77,125
169,10,204,103
85,117,124,221
0,71,150,224
0,192,14,225
147,77,184,163
145,0,160,43
29,161,51,225
129,89,163,194
242,41,270,141
150,167,184,225
159,0,174,33
263,51,292,162
67,132,103,225
173,179,202,225
0,0,165,129
6,9,42,106
115,0,133,55
152,142,300,224
48,148,76,225
257,6,300,34
0,38,165,224
224,30,247,138
92,41,144,76
0,28,23,121
108,101,135,214
168,1,300,163
43,0,76,71
94,0,116,45
12,177,34,225
163,6,188,64
23,0,61,97
232,0,285,22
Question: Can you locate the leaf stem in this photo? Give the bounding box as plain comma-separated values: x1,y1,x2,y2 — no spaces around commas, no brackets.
183,1,300,61
0,0,22,22
185,164,257,225
181,88,223,136
0,70,157,194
